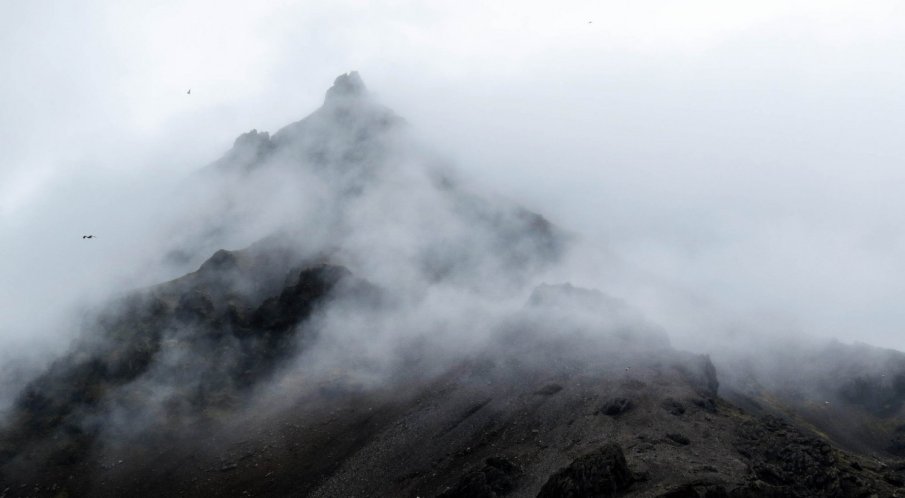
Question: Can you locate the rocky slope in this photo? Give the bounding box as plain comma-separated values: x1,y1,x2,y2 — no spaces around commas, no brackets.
2,73,905,497
722,338,905,462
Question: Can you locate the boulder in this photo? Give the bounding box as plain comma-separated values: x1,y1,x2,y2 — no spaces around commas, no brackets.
537,443,634,497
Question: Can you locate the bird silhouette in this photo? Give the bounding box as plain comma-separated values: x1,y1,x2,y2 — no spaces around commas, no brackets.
82,235,96,239
187,89,191,95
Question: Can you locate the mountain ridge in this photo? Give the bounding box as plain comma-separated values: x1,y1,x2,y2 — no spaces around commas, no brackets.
2,73,905,497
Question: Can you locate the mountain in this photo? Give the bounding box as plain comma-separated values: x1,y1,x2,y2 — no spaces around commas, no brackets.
2,73,905,497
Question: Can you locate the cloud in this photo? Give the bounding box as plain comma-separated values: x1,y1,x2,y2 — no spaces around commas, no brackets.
6,7,905,483
3,0,905,363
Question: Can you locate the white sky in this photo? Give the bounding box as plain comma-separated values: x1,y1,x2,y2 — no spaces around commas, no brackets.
2,1,905,350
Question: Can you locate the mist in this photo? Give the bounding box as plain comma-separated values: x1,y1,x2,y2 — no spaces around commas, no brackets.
7,4,905,495
3,1,905,416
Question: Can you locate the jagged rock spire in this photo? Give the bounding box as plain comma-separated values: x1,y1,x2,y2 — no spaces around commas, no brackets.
325,71,367,103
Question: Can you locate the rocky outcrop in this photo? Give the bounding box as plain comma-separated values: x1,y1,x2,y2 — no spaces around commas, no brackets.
439,457,521,498
721,339,905,459
268,71,403,188
601,397,633,416
0,252,362,487
211,129,276,173
537,443,635,497
324,71,368,103
733,415,882,497
677,354,719,397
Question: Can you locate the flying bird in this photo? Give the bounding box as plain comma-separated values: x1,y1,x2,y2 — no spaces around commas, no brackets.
82,235,96,239
187,89,191,95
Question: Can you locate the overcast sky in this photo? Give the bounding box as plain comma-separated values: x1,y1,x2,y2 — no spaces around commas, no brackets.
2,1,905,351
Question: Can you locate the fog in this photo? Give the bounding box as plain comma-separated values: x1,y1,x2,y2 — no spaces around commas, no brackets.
3,0,905,374
6,6,905,489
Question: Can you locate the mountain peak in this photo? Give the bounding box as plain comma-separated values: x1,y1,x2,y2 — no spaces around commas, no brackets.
324,71,367,103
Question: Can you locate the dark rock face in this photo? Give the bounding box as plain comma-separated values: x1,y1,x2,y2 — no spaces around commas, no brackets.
884,471,905,487
720,340,905,459
837,372,905,417
677,355,719,397
249,264,353,331
3,324,903,497
666,433,691,446
439,457,521,497
0,254,361,486
211,129,276,173
325,71,367,102
656,481,729,497
733,415,872,497
537,443,635,497
888,426,905,456
662,398,686,416
690,397,718,413
601,397,633,416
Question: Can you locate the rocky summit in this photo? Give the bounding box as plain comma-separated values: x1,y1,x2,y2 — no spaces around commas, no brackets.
2,74,905,497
